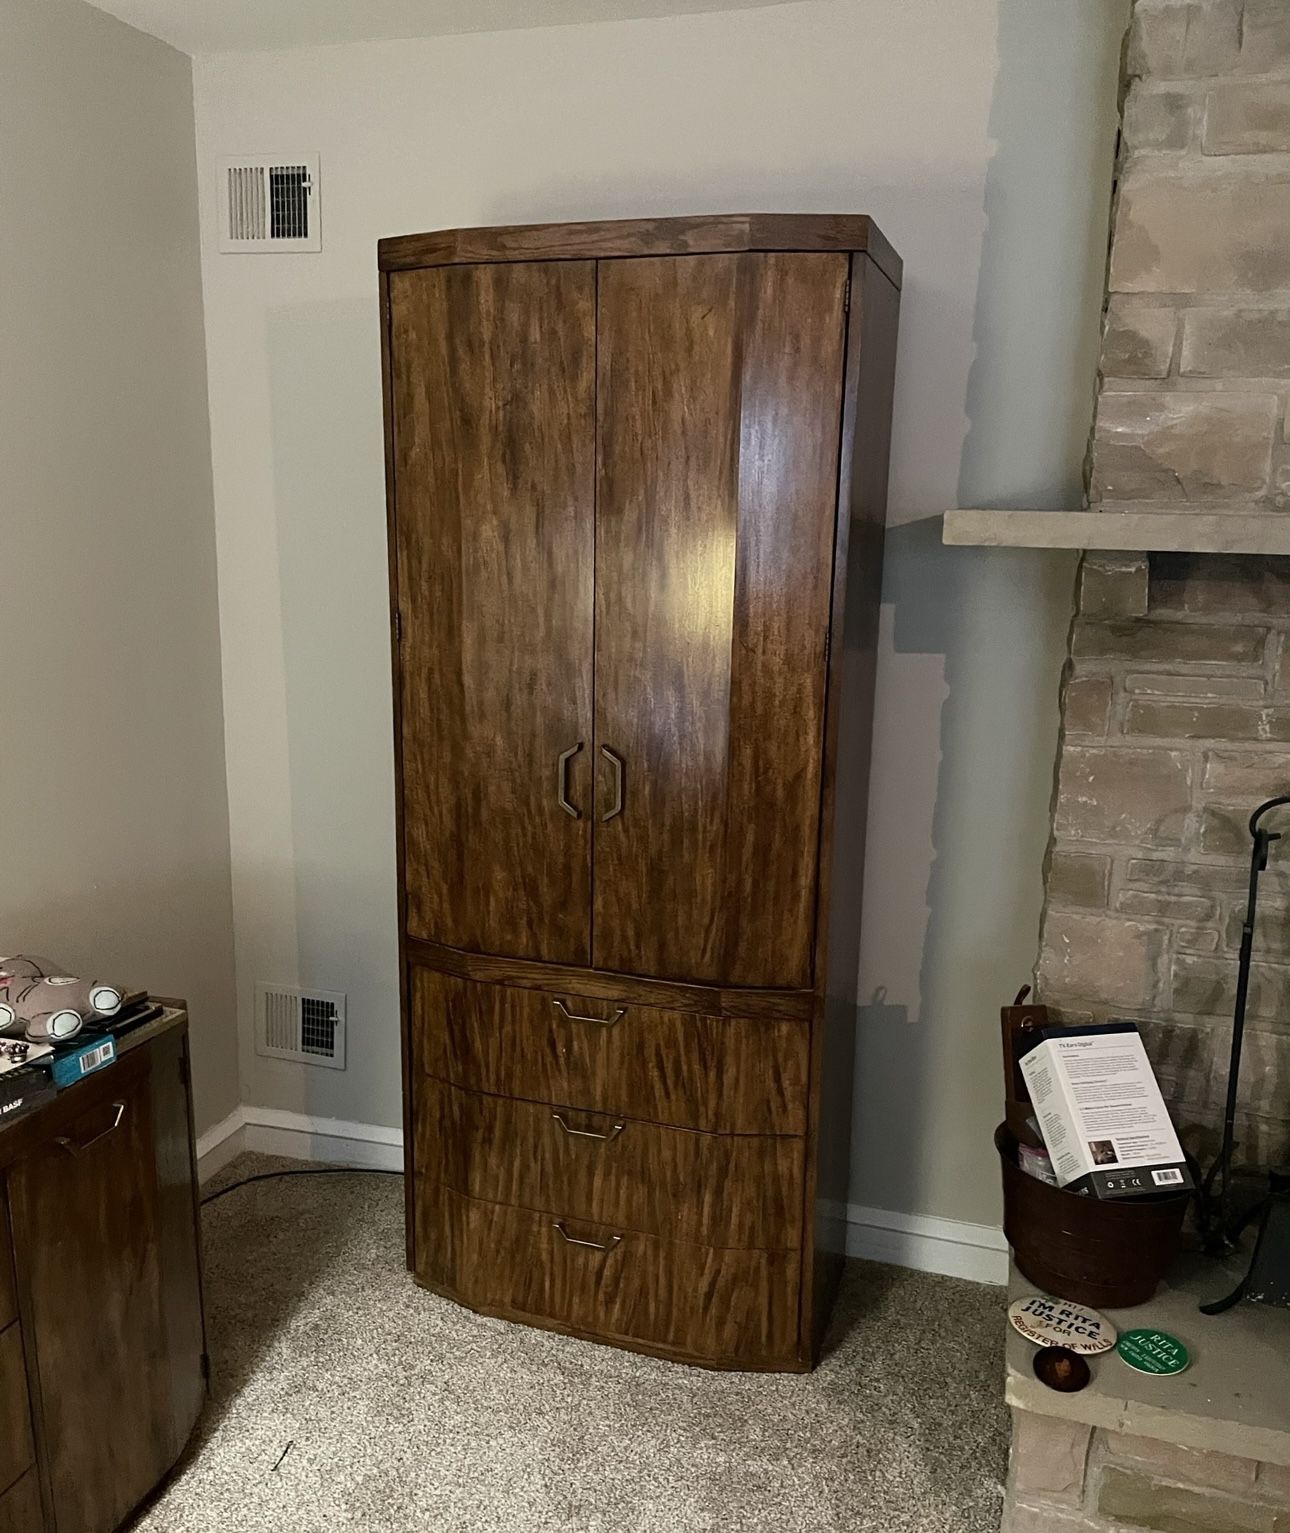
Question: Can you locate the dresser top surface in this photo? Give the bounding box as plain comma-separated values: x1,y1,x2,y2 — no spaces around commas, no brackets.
0,1005,187,1167
378,212,901,288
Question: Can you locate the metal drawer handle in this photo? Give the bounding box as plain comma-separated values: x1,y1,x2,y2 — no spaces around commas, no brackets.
552,1112,625,1142
552,998,625,1027
557,742,583,820
55,1101,125,1156
552,1221,623,1253
600,746,624,822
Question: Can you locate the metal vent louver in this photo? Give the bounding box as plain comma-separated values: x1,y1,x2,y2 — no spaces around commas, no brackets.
219,155,320,253
255,983,346,1070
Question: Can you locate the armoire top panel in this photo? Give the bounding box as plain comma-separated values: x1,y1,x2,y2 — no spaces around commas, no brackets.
377,213,901,289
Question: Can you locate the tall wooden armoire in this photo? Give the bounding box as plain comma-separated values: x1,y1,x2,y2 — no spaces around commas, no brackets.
379,214,900,1371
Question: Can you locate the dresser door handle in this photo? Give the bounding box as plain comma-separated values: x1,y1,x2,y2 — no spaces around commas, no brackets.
552,1221,623,1253
54,1100,125,1155
552,998,625,1026
600,746,624,822
551,1112,625,1142
557,742,583,820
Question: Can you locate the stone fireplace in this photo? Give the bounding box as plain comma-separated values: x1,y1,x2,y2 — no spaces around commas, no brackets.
989,2,1290,1529
1038,549,1290,1171
1037,0,1290,1167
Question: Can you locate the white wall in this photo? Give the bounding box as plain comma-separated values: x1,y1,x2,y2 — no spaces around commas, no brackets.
0,0,238,1133
192,0,1125,1225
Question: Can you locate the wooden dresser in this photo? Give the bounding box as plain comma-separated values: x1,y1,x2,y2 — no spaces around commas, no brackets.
0,1008,205,1531
380,214,901,1371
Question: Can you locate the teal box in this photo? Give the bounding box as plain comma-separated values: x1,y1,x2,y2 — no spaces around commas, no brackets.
50,1035,117,1088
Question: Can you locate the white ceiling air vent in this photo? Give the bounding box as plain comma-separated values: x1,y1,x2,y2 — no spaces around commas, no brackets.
255,983,346,1070
219,155,321,253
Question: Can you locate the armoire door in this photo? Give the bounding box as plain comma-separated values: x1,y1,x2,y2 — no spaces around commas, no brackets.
390,259,596,965
593,253,848,988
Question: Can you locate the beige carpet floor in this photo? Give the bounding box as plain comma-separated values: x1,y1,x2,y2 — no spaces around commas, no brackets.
133,1153,1008,1533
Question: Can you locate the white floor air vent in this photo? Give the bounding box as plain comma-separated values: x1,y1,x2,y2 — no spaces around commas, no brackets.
255,984,346,1070
219,155,321,252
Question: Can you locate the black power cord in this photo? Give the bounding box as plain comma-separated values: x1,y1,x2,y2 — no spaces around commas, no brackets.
201,1166,404,1206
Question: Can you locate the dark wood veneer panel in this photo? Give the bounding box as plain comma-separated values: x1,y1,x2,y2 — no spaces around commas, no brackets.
406,937,813,1022
379,213,902,288
412,965,808,1135
10,1063,169,1533
0,1472,40,1533
0,1202,16,1336
417,1076,803,1249
593,252,847,987
803,255,902,1357
416,1181,800,1369
391,259,595,964
381,268,419,1266
149,1026,207,1466
0,1326,34,1504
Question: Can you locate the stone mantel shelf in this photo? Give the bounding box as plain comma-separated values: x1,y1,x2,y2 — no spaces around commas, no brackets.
943,509,1290,556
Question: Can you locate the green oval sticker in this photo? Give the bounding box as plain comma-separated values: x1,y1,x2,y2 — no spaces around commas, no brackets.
1117,1328,1190,1376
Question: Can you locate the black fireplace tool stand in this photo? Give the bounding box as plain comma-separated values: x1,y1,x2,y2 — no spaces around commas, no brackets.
1198,793,1290,1314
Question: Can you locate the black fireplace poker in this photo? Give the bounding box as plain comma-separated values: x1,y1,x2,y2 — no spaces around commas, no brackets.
1197,794,1290,1307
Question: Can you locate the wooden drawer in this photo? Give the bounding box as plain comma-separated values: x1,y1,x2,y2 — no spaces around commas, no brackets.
416,1076,802,1248
413,967,808,1134
0,1325,34,1505
416,1181,800,1368
0,1472,40,1533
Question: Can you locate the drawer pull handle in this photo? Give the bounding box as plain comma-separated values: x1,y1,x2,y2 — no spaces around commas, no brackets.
55,1101,126,1155
551,1112,625,1142
552,998,625,1027
552,1221,622,1254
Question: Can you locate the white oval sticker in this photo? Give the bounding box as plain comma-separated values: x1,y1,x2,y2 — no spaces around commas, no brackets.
1009,1295,1117,1355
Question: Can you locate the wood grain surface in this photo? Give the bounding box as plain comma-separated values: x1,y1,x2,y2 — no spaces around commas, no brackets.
416,1076,803,1249
378,213,902,289
0,1013,205,1530
412,966,809,1136
149,1026,207,1465
802,256,902,1359
0,1203,16,1336
391,259,596,963
0,1326,34,1507
382,219,903,1371
0,1472,40,1533
381,267,419,1266
416,1181,800,1368
9,1063,170,1533
406,936,813,1022
593,253,847,987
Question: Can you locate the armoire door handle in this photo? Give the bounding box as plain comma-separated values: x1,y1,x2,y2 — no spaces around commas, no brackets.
600,746,624,821
557,742,583,819
552,1221,623,1254
552,998,625,1026
551,1112,625,1142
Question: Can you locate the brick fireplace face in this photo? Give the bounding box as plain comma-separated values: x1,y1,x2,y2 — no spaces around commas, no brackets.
1038,551,1290,1167
1034,0,1290,1169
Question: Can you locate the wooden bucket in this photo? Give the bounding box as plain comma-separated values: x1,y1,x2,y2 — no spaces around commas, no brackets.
996,1124,1189,1308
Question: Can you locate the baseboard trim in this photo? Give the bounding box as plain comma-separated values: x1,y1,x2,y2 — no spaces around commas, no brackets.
195,1107,246,1183
240,1107,404,1171
841,1202,1008,1285
199,1110,1006,1282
